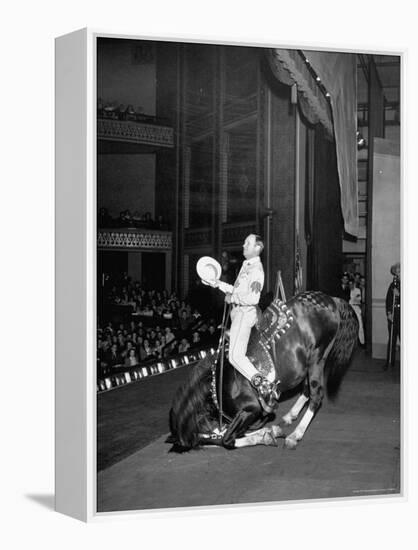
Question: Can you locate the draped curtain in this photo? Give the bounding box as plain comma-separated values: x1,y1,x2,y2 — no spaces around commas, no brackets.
267,49,358,237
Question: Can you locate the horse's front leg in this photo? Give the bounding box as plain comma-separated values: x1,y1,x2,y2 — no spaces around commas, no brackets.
234,425,285,448
282,379,310,426
222,408,259,449
284,360,325,450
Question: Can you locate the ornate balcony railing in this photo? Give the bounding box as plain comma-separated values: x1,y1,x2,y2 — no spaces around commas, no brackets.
98,228,172,251
97,118,174,148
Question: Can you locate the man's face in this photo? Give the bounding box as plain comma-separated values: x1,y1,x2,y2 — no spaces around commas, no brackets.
342,276,348,285
243,234,260,260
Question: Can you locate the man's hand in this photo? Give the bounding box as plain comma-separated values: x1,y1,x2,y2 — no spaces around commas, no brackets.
225,293,232,304
387,312,393,322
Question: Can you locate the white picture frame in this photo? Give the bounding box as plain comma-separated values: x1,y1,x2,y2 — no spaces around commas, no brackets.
55,27,404,522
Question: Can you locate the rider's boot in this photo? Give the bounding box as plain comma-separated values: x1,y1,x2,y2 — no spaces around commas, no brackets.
251,374,280,413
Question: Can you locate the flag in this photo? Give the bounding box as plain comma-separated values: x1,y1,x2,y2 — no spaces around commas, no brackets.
295,234,303,294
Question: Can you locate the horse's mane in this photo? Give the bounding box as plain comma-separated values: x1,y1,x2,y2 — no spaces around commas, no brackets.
168,355,216,451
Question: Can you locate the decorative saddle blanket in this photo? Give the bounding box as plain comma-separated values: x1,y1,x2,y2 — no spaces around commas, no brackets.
247,299,295,379
211,292,335,412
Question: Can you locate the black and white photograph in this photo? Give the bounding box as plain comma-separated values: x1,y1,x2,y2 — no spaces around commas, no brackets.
4,0,418,546
95,37,401,513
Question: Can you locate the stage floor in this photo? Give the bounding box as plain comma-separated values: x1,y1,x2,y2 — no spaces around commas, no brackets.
97,350,401,513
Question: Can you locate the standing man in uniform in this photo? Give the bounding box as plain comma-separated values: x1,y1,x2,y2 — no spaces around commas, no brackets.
384,262,401,371
210,234,278,409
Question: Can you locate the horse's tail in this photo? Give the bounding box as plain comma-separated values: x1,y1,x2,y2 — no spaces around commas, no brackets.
168,355,215,452
325,298,359,399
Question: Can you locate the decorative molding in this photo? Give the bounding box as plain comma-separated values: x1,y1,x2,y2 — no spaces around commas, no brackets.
97,119,174,148
98,229,172,250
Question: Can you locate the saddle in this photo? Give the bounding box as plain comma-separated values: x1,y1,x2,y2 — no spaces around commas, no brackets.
210,299,295,417
248,299,294,380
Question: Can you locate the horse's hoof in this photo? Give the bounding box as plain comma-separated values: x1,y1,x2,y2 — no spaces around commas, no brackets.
271,425,285,438
284,436,298,450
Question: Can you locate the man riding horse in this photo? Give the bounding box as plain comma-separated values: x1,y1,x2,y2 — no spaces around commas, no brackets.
207,234,279,410
168,238,359,452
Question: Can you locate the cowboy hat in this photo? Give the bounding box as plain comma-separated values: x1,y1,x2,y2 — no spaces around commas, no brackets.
196,256,221,285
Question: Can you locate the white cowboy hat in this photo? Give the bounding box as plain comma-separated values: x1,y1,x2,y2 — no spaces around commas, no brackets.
196,256,221,285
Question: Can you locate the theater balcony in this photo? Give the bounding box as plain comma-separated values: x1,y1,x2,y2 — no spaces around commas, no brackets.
97,227,172,251
97,115,174,154
98,227,173,292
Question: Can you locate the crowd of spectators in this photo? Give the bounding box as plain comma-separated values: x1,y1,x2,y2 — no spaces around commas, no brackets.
98,207,169,230
338,272,366,309
97,97,167,126
338,271,366,346
97,274,220,376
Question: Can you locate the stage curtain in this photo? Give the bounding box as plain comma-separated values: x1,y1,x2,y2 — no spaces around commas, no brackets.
267,49,358,237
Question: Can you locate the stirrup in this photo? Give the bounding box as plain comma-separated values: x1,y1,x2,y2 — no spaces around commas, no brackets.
251,375,280,413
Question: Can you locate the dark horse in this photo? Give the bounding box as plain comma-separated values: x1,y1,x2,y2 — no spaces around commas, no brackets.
168,291,358,452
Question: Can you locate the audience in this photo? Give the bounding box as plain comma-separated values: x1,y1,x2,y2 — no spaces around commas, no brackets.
338,272,351,302
164,326,175,344
338,269,367,346
98,275,218,377
178,338,190,353
97,97,166,126
125,348,139,367
348,279,365,346
98,206,169,230
191,331,201,346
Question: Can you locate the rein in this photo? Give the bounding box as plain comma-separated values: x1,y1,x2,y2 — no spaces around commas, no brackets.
210,302,232,429
210,299,294,428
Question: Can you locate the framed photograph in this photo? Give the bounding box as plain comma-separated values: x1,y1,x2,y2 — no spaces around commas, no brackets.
55,29,402,521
